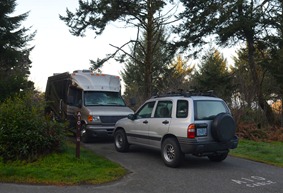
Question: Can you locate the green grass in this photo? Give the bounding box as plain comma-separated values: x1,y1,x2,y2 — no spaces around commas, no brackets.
0,142,127,185
230,139,283,167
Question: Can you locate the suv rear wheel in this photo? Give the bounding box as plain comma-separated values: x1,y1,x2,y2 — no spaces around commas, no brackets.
114,129,129,152
161,138,183,168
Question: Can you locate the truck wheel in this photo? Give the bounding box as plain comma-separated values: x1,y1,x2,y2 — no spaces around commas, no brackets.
208,152,228,162
161,138,183,168
114,129,129,152
81,124,90,143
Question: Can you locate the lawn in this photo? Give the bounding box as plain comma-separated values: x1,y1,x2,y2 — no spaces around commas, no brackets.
0,142,127,185
230,139,283,168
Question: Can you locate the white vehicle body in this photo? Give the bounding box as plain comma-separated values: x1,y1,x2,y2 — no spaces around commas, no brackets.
113,93,238,167
45,70,133,142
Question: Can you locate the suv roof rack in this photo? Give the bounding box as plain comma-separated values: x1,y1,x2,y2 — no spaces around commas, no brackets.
152,90,217,98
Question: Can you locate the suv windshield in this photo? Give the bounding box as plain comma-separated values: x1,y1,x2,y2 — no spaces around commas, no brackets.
194,100,228,120
84,91,126,106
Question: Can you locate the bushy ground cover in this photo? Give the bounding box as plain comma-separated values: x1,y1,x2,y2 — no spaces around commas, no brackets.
0,92,65,162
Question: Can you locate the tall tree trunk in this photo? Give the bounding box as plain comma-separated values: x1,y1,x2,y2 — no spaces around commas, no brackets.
246,39,275,125
281,95,283,127
238,0,275,125
144,0,154,100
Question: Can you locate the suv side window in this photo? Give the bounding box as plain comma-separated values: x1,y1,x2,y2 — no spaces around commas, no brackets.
176,100,188,118
136,101,155,119
154,101,172,118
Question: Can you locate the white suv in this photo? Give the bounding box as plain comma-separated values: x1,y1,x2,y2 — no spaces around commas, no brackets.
113,93,238,167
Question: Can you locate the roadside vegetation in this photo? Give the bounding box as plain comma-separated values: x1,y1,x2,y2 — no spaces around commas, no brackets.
0,91,126,185
0,92,65,162
0,142,127,185
230,139,283,168
231,121,283,168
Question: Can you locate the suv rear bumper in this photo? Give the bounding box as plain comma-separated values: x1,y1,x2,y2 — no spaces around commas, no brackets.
177,136,238,155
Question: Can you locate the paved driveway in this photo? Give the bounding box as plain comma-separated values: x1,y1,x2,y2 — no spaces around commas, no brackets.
1,141,282,193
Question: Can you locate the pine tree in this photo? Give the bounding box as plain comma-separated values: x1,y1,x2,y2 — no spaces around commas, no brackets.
121,26,174,105
176,0,278,124
191,49,234,103
157,55,193,94
0,0,35,102
60,0,178,99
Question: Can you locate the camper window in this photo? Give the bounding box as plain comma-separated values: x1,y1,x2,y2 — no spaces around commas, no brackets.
84,91,126,106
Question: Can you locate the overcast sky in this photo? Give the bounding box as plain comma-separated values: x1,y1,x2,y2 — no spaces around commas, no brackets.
15,0,236,92
15,0,136,91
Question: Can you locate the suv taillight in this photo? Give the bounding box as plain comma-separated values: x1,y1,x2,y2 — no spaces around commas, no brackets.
187,124,196,139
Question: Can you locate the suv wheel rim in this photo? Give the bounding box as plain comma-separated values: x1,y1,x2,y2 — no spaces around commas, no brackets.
164,144,175,162
115,134,123,148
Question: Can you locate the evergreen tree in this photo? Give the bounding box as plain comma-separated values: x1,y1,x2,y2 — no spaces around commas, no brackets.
121,26,174,105
0,0,35,102
157,55,193,94
190,49,233,103
60,0,178,99
176,0,277,124
232,47,278,108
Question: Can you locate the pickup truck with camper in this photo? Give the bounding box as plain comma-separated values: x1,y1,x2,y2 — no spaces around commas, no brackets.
45,70,133,142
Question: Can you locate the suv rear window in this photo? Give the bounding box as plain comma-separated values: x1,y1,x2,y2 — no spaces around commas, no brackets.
194,100,228,120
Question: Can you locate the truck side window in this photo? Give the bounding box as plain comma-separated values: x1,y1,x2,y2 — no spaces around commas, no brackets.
68,87,82,107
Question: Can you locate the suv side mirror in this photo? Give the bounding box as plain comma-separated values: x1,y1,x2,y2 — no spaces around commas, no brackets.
127,114,136,120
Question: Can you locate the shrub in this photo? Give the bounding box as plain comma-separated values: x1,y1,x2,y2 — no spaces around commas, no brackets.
236,123,268,141
0,91,65,162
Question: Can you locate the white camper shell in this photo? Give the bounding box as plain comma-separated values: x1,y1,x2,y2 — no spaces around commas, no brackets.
71,70,121,91
45,70,133,142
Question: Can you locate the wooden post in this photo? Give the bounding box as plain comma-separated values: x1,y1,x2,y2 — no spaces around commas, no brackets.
76,111,81,158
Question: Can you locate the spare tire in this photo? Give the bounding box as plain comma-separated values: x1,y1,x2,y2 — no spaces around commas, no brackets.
211,113,236,142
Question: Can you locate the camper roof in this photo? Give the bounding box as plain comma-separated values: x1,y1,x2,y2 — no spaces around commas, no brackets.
71,70,121,92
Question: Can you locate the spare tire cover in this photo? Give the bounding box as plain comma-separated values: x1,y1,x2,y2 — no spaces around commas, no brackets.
211,113,236,142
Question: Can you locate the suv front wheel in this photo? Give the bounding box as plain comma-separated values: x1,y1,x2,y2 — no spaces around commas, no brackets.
161,138,184,168
114,129,129,152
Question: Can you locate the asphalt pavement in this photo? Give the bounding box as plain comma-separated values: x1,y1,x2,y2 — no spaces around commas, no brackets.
1,141,282,193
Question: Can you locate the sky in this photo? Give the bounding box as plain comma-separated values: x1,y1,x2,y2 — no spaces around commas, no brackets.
15,0,136,92
15,0,236,92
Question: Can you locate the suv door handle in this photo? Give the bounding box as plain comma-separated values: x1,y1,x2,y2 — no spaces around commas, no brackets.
162,120,169,124
143,120,148,124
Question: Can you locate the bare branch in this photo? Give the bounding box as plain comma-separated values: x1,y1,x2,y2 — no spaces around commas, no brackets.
109,41,144,65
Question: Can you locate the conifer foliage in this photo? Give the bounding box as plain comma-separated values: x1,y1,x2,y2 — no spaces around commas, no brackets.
0,0,35,102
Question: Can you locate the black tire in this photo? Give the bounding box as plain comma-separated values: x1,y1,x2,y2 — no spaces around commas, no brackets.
161,138,184,168
81,124,91,143
211,113,236,142
208,152,228,162
114,129,129,152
